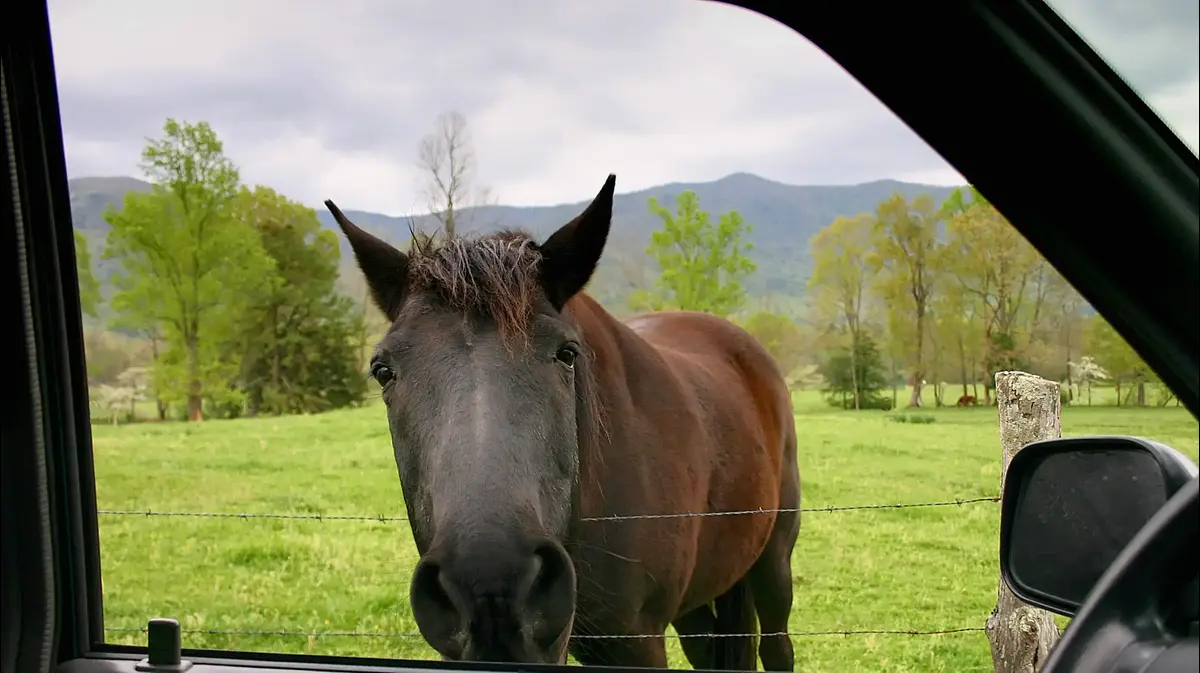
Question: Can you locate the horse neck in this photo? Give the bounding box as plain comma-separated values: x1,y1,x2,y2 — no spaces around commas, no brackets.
562,292,650,518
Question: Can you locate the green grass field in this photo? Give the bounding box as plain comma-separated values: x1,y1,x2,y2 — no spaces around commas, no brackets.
93,389,1198,673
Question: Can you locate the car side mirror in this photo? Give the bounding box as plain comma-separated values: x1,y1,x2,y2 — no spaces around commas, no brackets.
999,435,1198,617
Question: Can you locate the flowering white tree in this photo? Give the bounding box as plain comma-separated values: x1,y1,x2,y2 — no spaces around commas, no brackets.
90,366,150,425
1068,356,1108,406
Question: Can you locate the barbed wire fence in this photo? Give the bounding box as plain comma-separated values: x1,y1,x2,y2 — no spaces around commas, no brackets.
104,626,987,640
97,495,999,523
98,495,999,645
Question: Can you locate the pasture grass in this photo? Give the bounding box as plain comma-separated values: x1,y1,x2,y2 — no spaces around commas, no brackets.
93,389,1198,673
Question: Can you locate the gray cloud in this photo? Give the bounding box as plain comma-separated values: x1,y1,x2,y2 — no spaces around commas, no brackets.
1050,0,1198,91
47,0,1198,214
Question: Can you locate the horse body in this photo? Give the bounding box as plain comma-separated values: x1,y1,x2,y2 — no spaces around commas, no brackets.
326,175,801,670
567,298,801,670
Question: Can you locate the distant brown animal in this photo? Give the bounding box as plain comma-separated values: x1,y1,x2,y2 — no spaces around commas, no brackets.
956,394,978,407
327,174,801,670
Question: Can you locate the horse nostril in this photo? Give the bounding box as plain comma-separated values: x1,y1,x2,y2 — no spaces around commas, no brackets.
410,558,463,658
521,540,577,649
530,542,568,596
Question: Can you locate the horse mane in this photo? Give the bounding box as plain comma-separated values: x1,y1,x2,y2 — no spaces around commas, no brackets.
405,230,610,488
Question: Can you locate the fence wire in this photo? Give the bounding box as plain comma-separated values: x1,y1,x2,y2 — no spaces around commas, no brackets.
105,625,986,641
97,496,999,523
100,497,997,648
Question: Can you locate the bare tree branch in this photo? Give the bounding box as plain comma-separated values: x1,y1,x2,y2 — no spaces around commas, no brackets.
416,111,494,238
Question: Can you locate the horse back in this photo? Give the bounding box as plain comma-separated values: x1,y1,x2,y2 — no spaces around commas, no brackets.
623,309,795,505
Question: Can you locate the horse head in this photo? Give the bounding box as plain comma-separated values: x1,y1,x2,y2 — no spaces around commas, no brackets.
325,175,616,663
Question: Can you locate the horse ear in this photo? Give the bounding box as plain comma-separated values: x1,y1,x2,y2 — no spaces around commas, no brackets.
325,199,409,322
538,174,616,311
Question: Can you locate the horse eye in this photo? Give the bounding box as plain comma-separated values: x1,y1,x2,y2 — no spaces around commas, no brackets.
370,361,396,385
554,347,578,369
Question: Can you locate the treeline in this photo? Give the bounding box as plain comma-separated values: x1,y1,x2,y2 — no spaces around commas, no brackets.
800,187,1165,409
81,120,369,422
78,116,1166,423
597,184,1166,411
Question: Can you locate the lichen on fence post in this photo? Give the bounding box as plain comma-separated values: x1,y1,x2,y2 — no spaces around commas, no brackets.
987,371,1063,673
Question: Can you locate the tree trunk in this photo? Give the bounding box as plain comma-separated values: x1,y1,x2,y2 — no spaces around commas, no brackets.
987,371,1062,673
982,324,994,406
186,333,203,422
149,331,167,421
958,334,970,398
891,356,899,407
849,332,861,410
1136,380,1146,407
1062,324,1074,402
909,304,926,408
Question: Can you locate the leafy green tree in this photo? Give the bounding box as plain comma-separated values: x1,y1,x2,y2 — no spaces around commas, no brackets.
74,230,102,319
819,333,893,411
942,186,1040,404
871,192,943,407
103,119,273,421
227,186,367,416
740,310,806,375
807,213,877,409
630,190,756,317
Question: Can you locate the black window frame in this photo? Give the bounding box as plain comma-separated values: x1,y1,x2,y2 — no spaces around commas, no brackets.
2,1,1196,673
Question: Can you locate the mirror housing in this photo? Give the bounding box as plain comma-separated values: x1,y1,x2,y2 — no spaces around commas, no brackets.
999,435,1197,617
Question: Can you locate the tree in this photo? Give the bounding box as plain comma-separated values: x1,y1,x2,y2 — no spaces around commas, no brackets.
942,187,1040,404
416,111,492,238
871,193,944,407
1084,315,1156,406
74,230,102,319
103,119,272,421
630,190,757,317
741,311,806,375
1067,356,1108,406
930,270,986,401
228,186,368,416
819,333,893,411
807,213,876,409
1044,269,1087,396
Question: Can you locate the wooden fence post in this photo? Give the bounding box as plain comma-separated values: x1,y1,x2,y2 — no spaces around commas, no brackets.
987,371,1063,673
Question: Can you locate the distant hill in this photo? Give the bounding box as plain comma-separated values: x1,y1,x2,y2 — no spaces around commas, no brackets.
68,173,962,313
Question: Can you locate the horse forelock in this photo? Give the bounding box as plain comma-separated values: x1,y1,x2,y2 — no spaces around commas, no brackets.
408,230,543,344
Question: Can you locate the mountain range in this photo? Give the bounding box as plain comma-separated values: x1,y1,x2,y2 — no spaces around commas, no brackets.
67,173,962,313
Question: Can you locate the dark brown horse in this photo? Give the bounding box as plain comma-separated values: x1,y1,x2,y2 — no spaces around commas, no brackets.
325,175,801,670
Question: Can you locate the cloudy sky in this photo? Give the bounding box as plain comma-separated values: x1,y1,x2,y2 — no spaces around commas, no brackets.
48,0,1198,216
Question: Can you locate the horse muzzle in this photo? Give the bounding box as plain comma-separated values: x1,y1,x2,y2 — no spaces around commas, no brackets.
410,532,577,663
